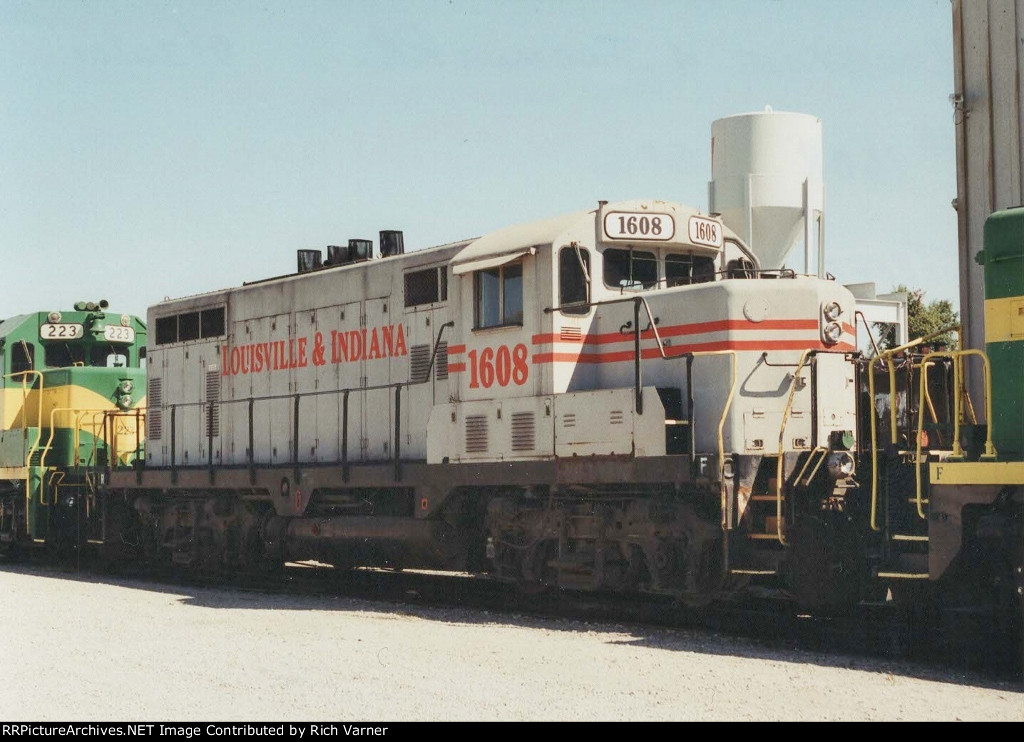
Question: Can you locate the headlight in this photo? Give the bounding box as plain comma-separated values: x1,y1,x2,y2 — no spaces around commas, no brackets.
120,314,131,327
119,380,134,394
826,451,855,480
118,394,133,409
823,301,842,321
822,322,842,344
47,311,62,323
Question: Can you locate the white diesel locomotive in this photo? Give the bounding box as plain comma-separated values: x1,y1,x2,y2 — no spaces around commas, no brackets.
116,198,871,611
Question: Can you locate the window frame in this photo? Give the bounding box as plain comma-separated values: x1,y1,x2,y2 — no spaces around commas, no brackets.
10,340,35,375
558,246,591,315
154,305,227,345
602,247,658,290
473,261,524,330
404,266,448,309
666,252,717,287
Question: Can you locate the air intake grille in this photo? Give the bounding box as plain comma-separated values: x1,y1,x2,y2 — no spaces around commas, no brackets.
560,325,583,341
435,341,449,380
205,370,220,438
148,378,163,440
511,412,535,451
410,342,448,382
465,414,488,453
409,344,431,383
610,410,625,425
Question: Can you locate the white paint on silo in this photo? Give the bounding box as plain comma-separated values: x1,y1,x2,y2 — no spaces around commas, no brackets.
708,108,824,272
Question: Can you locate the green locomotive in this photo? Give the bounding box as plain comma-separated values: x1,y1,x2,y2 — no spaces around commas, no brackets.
0,301,146,555
923,206,1024,670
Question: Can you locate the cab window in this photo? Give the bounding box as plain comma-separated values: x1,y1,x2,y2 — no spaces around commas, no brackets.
604,248,657,289
45,343,86,367
474,263,523,329
559,247,590,315
666,254,717,286
10,341,35,375
96,349,128,367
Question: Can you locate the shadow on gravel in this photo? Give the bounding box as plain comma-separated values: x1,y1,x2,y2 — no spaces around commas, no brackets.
3,558,1021,693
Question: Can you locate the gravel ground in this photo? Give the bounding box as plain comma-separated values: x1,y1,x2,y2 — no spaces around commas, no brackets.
0,564,1021,722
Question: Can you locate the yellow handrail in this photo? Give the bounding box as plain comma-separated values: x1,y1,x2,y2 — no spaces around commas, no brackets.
687,350,737,532
868,325,962,531
4,370,44,533
913,354,947,520
953,349,997,459
87,410,108,468
39,407,92,508
40,407,108,469
37,405,133,519
794,447,829,487
912,348,997,518
886,353,900,446
916,359,943,447
98,408,146,468
868,356,881,530
5,370,45,457
773,348,815,545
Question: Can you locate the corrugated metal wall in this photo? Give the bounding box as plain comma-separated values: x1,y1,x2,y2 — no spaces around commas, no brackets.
951,0,1024,409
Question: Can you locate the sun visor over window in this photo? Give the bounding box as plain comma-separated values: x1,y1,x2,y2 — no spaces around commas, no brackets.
452,248,534,276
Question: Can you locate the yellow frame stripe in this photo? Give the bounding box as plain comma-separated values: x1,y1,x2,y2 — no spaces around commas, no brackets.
929,460,1024,485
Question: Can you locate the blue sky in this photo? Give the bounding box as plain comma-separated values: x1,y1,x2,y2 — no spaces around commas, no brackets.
1,0,959,319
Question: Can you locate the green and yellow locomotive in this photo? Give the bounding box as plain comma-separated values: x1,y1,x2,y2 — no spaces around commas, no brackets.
0,301,146,556
923,206,1024,668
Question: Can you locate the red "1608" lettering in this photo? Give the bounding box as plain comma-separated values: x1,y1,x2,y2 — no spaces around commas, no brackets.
467,344,529,388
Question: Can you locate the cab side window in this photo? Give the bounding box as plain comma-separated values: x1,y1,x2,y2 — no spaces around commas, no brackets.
559,247,590,315
11,341,35,375
474,262,523,329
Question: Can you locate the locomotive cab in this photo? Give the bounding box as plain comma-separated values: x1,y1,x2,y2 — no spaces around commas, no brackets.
430,200,767,463
428,199,864,606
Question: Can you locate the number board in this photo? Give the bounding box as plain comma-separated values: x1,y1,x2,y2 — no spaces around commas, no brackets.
603,211,675,241
40,323,84,340
687,216,724,248
103,325,136,344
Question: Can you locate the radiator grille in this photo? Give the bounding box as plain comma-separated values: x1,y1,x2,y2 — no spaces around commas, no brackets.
510,412,535,451
410,342,449,383
148,378,162,440
465,414,488,453
409,344,431,383
205,370,220,438
435,341,449,380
